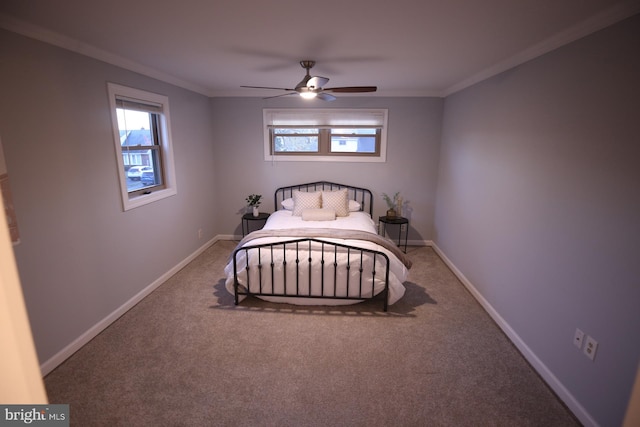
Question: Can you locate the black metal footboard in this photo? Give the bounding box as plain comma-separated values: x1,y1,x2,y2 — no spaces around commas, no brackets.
232,238,391,311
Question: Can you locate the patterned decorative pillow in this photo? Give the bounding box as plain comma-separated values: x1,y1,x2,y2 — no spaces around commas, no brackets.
321,189,349,217
292,191,322,216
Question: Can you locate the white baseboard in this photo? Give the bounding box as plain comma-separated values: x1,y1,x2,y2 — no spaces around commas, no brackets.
409,239,432,247
219,234,239,241
430,243,598,427
40,237,219,376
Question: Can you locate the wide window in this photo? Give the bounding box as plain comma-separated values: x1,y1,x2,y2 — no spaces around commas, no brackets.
264,109,388,162
107,83,177,210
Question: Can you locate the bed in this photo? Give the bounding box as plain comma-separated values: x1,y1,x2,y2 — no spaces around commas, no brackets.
224,181,412,311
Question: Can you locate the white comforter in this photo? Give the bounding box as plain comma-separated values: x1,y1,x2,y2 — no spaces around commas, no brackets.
224,210,408,306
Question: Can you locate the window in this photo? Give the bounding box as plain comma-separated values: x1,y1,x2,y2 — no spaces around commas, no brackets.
264,109,388,162
273,128,319,153
107,83,177,210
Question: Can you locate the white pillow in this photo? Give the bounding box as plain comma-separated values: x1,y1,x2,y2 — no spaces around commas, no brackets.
281,198,294,210
292,191,322,216
321,189,349,217
348,199,361,212
301,208,336,221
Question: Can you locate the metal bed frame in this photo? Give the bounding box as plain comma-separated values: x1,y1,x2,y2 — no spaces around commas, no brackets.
273,181,373,216
231,182,392,311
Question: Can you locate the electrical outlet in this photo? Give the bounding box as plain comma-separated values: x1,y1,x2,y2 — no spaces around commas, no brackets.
574,328,584,349
198,228,203,239
584,335,598,361
400,224,407,232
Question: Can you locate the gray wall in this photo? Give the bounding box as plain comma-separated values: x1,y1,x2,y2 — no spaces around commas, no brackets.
2,12,638,426
209,96,443,240
434,14,640,427
0,28,443,369
0,29,218,365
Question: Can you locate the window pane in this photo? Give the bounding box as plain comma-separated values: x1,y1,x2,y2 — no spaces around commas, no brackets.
273,128,319,153
330,136,376,153
117,109,151,134
330,128,377,153
124,150,161,192
116,107,163,193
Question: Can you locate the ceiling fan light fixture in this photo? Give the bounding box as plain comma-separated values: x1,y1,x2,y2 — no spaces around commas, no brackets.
241,60,377,101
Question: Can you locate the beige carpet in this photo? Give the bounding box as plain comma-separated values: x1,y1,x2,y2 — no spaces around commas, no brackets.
44,241,580,426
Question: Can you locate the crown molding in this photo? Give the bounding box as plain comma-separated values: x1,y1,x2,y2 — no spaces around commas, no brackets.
3,3,638,101
0,13,213,97
443,2,640,97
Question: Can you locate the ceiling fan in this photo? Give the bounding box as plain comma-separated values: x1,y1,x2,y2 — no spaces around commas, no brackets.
241,60,377,101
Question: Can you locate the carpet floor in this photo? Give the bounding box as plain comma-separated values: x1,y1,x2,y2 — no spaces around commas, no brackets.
44,241,580,426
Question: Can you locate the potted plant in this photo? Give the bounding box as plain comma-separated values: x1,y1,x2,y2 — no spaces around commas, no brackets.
382,192,400,218
246,194,262,217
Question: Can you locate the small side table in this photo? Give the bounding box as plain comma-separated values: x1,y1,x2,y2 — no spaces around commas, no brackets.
242,212,270,237
379,216,408,253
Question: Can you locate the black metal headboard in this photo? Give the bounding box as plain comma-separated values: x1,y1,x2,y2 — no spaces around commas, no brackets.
274,181,373,216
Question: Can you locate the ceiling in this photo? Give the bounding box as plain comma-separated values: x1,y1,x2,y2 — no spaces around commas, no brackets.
1,0,638,98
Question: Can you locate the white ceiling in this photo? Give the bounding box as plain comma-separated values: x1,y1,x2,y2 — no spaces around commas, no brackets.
1,0,638,98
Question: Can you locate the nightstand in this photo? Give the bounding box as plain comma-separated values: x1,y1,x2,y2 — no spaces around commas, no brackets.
379,216,408,253
242,212,270,237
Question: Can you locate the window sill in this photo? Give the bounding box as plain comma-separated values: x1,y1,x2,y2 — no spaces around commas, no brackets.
123,187,177,211
264,154,386,163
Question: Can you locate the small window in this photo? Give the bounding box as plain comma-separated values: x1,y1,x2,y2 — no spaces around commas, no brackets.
273,128,319,153
264,109,388,162
329,128,379,154
107,83,177,210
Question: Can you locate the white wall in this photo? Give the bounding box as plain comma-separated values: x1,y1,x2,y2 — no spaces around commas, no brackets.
209,96,443,240
434,14,640,427
0,29,218,368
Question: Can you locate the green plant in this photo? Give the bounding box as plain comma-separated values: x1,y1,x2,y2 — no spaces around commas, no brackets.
381,192,400,210
245,194,262,207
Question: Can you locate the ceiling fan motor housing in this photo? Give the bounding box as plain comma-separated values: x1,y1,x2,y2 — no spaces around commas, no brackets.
296,60,316,90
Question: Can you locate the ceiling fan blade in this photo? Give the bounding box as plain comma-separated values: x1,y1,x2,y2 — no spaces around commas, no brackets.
316,92,336,101
263,92,298,100
323,86,377,93
243,61,376,101
241,85,295,91
306,76,329,89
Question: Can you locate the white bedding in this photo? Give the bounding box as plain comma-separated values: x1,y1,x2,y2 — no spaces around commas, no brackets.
265,210,376,231
224,210,408,307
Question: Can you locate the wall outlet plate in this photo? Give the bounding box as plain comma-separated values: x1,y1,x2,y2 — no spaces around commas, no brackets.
584,335,598,361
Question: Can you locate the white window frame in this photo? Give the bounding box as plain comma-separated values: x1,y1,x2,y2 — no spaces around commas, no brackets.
107,83,177,211
263,109,388,162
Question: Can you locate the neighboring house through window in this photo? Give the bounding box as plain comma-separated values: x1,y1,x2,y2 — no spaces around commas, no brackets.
107,83,177,211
